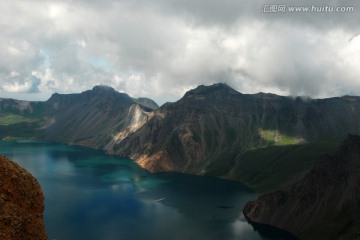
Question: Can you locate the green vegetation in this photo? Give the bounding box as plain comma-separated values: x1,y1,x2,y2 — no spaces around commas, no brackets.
0,114,46,139
260,129,301,146
0,114,38,126
235,141,339,192
0,122,44,139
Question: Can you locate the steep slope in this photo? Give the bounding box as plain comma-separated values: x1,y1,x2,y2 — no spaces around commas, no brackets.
0,85,158,149
243,135,360,240
0,155,47,240
112,84,360,177
43,85,152,148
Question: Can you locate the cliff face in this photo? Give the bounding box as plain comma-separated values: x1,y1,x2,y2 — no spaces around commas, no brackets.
0,85,158,149
42,85,155,148
243,135,360,240
0,155,47,240
2,84,360,188
112,84,360,176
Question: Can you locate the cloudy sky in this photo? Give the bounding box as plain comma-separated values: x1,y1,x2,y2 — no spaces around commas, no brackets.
0,0,359,104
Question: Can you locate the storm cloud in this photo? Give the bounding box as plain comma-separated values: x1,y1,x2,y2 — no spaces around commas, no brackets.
0,0,359,104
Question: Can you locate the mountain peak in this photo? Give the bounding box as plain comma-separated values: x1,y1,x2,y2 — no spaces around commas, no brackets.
89,85,133,102
92,85,117,93
133,97,159,110
184,83,239,98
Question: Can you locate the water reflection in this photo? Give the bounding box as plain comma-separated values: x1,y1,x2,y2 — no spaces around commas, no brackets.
0,140,284,240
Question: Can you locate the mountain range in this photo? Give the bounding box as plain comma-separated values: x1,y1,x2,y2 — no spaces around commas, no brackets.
1,83,360,239
1,83,360,191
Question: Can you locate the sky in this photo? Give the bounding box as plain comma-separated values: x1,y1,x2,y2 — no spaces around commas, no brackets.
0,0,359,105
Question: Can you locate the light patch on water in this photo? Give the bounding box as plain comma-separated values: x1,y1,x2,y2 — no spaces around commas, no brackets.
231,214,260,239
101,170,133,183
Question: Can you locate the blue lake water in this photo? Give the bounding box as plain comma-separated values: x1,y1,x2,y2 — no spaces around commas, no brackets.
0,140,293,240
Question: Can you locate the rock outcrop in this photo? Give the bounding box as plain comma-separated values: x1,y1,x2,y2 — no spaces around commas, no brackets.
0,85,158,149
113,83,360,176
42,85,155,148
0,155,47,240
243,135,360,240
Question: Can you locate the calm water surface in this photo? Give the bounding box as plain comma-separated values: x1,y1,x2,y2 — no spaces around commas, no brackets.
0,140,291,240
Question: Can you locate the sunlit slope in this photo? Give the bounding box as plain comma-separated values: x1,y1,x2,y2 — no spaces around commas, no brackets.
113,84,360,190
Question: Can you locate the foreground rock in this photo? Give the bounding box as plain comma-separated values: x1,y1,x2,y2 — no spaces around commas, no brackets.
0,155,47,240
243,135,360,240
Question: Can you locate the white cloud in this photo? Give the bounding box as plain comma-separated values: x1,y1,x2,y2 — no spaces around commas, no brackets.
2,75,40,93
2,82,33,93
0,0,359,104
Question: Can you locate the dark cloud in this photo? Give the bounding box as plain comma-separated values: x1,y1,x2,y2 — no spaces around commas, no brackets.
0,0,359,103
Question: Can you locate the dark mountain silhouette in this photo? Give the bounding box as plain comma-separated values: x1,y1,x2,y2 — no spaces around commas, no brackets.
243,135,360,240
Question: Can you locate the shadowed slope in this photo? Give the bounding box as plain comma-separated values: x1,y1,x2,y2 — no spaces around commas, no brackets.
243,135,360,240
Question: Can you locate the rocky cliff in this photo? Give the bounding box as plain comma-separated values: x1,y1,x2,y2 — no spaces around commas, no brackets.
243,135,360,240
42,85,156,148
112,83,360,177
2,84,360,192
0,85,158,149
0,155,47,240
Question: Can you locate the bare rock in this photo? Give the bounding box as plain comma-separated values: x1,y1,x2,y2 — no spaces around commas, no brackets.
0,155,47,240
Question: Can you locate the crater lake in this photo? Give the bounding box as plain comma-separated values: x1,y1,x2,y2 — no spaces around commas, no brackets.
0,140,294,240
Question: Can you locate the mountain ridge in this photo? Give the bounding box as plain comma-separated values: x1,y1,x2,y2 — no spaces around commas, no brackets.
112,84,360,179
0,85,158,148
1,83,360,239
1,83,360,192
243,134,360,240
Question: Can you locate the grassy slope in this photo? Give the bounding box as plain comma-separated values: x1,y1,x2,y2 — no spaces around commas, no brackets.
204,129,340,193
259,129,302,146
0,114,46,139
235,141,339,192
0,114,39,125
